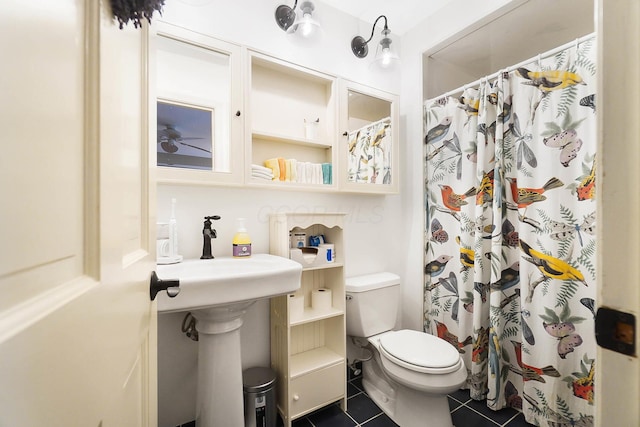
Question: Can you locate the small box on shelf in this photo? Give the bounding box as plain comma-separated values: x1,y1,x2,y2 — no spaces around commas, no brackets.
290,246,334,268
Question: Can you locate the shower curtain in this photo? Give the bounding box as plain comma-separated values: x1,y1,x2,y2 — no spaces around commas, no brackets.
347,117,392,184
423,37,596,426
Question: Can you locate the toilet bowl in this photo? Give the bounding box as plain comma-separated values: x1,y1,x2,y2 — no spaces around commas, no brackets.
346,273,467,427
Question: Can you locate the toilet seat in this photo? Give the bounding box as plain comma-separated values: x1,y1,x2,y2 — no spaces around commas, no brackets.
379,330,462,374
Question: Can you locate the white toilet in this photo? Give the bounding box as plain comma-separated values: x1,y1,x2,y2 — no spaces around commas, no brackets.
345,272,467,427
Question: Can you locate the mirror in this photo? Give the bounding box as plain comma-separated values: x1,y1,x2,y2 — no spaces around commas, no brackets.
157,100,214,170
346,90,393,185
156,33,231,172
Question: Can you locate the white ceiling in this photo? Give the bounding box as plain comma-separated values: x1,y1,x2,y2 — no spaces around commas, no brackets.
318,0,454,35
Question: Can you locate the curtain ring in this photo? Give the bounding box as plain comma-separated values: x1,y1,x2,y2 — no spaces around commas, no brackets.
575,37,580,51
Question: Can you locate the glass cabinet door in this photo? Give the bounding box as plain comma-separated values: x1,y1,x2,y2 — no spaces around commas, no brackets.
338,80,399,194
154,22,244,186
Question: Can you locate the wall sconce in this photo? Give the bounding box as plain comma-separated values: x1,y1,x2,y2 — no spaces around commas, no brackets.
275,1,320,38
351,15,399,69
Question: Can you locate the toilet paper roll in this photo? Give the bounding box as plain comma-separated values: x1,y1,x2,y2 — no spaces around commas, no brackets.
311,288,332,312
289,294,305,321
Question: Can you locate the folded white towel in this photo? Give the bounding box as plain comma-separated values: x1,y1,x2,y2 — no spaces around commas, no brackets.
251,172,273,180
305,162,314,184
297,162,306,184
314,163,323,184
252,164,273,174
252,170,273,179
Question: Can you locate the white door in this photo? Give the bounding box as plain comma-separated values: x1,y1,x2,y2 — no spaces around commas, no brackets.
597,0,640,425
0,1,157,426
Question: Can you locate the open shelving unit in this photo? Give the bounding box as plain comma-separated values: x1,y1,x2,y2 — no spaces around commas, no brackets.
269,213,346,427
247,52,337,190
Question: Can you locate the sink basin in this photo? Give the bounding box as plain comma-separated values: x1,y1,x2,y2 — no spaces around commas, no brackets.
156,253,302,313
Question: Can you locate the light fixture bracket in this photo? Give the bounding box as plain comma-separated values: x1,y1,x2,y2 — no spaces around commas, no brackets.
351,36,368,58
350,15,389,60
275,2,297,31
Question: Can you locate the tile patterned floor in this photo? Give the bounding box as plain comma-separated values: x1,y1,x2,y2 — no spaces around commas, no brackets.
176,370,536,427
282,376,535,427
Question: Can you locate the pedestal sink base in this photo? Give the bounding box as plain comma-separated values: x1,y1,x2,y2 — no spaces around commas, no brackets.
156,255,302,426
193,301,256,427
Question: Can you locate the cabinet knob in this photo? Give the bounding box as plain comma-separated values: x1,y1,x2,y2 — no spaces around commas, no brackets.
342,131,348,136
235,110,241,117
293,394,300,401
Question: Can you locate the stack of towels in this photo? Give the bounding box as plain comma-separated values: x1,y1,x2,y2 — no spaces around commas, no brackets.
251,164,274,181
261,158,332,185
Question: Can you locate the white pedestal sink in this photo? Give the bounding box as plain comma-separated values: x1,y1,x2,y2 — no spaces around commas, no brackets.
157,254,302,427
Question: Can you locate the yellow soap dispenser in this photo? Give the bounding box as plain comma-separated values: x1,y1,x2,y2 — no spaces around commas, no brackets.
232,218,252,258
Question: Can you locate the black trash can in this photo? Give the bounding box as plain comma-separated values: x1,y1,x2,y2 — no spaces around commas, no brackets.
242,367,277,427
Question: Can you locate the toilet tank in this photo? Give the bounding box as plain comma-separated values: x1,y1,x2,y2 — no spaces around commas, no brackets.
345,272,400,337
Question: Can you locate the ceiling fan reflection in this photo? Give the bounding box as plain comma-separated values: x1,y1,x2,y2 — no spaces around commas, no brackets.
158,125,211,154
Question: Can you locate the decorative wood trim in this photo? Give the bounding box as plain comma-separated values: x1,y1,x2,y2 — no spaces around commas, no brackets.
0,276,99,344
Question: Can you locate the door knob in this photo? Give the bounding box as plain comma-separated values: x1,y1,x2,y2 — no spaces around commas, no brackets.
150,271,180,301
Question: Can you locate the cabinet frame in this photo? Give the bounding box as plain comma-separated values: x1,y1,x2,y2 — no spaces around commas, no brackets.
269,213,347,427
338,79,400,194
245,51,339,191
153,21,245,186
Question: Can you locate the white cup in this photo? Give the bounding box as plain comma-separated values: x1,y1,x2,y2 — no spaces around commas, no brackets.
304,120,318,140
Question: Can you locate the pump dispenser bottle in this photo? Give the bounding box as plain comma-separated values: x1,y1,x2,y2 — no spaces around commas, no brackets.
232,218,252,258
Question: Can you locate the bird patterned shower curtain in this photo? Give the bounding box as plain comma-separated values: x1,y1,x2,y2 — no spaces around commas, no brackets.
348,117,392,184
423,37,596,427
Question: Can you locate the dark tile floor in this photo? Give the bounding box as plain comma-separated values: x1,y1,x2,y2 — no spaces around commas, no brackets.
282,368,536,427
176,369,536,427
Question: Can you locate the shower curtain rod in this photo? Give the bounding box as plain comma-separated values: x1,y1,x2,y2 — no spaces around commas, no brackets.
426,32,596,104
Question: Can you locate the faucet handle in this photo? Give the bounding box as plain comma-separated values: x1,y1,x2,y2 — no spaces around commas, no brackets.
204,215,221,221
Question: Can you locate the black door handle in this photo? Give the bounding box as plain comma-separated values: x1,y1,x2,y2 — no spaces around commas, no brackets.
150,271,180,301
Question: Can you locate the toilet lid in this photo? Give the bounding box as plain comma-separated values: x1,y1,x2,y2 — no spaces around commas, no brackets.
379,330,461,372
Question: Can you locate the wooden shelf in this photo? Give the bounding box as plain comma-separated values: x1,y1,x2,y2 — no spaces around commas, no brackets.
300,262,344,272
290,347,343,378
248,51,337,195
252,130,332,149
247,179,335,192
290,308,343,326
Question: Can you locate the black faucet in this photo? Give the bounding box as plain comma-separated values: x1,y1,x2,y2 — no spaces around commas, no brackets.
201,215,221,259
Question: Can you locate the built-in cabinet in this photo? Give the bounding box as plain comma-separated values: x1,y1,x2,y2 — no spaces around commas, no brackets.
247,52,337,189
153,22,398,194
269,213,347,427
154,21,245,185
338,80,399,194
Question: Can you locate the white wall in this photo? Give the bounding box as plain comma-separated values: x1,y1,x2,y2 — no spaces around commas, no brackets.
156,1,523,425
159,0,402,93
